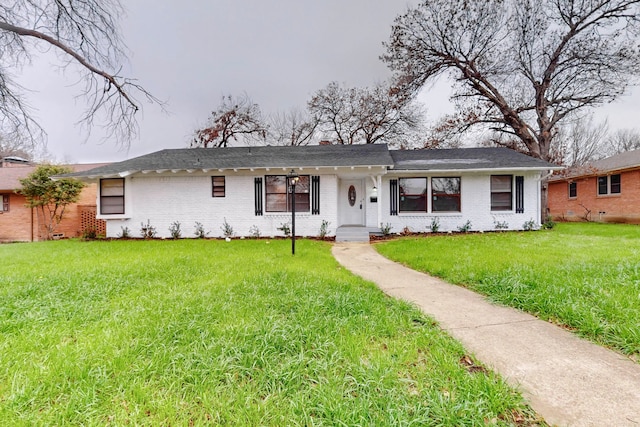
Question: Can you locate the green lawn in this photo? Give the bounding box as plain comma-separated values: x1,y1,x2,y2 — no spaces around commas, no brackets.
0,239,542,426
376,222,640,358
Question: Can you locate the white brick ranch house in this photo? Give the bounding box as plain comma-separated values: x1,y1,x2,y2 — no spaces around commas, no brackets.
65,144,558,240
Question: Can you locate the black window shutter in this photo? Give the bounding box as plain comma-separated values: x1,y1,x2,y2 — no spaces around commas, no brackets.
311,176,320,215
515,176,524,213
390,179,398,216
254,177,263,216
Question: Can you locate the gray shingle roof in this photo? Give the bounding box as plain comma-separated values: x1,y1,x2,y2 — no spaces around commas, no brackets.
550,149,640,181
65,144,394,177
63,145,558,179
588,149,640,173
390,147,558,171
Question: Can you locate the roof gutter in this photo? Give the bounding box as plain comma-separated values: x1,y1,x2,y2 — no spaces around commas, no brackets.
390,166,562,174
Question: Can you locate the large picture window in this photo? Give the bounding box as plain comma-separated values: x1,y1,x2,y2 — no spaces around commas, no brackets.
100,178,125,214
598,174,621,195
491,175,513,211
265,175,310,212
399,178,427,212
432,177,461,212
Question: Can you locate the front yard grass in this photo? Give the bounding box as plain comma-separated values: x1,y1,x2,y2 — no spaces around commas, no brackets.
0,239,542,425
376,222,640,359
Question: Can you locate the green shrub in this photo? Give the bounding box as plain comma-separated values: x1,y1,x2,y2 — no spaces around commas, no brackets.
194,222,209,238
319,220,331,239
278,222,291,237
168,221,182,239
457,220,472,233
220,218,234,238
140,220,157,239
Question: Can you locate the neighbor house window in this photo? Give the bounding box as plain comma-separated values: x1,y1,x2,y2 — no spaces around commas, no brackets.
432,177,461,212
1,194,8,212
100,178,125,214
598,174,621,195
399,178,427,212
265,175,310,212
568,182,577,198
212,176,225,197
491,175,513,211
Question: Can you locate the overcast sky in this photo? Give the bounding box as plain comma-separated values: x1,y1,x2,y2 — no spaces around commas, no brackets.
16,0,640,164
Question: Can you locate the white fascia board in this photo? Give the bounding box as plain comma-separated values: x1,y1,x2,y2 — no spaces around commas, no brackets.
389,166,562,174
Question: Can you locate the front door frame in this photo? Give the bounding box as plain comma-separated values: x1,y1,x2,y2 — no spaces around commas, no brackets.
339,178,365,226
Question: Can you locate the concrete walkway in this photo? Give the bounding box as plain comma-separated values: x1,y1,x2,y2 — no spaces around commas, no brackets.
332,243,640,427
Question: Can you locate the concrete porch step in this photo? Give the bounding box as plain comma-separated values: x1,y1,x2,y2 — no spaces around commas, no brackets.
335,226,379,242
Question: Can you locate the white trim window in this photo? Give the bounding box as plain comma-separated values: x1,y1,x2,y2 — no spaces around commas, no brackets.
100,178,125,214
597,174,621,195
491,175,513,211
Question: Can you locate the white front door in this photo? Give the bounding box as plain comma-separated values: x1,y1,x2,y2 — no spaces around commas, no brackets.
339,179,365,225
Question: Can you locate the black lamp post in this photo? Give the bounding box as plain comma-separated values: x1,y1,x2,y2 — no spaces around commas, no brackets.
287,169,299,255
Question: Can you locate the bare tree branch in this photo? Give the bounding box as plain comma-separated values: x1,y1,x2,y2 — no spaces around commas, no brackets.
0,0,162,147
192,94,268,148
307,81,426,147
268,108,318,146
383,0,640,162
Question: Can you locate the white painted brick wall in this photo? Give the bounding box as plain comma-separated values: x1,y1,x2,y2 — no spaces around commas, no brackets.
104,172,339,239
102,170,543,238
378,172,542,233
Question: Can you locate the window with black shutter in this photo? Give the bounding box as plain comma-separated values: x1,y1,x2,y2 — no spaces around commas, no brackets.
515,176,524,213
390,179,398,215
254,177,263,216
311,175,320,215
265,175,310,212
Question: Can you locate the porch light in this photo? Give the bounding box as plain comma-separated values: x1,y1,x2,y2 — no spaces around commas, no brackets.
287,169,299,255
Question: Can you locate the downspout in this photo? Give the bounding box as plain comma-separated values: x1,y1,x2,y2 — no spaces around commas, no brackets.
537,170,555,224
377,175,382,229
30,206,34,242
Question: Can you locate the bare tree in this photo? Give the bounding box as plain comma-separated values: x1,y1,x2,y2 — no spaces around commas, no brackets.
307,81,426,147
0,0,161,147
606,128,640,155
307,82,360,145
383,0,640,163
268,108,318,146
192,94,268,148
556,116,609,166
0,133,35,160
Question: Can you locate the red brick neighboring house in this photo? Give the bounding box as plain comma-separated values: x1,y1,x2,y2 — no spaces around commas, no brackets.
0,158,109,241
548,149,640,223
